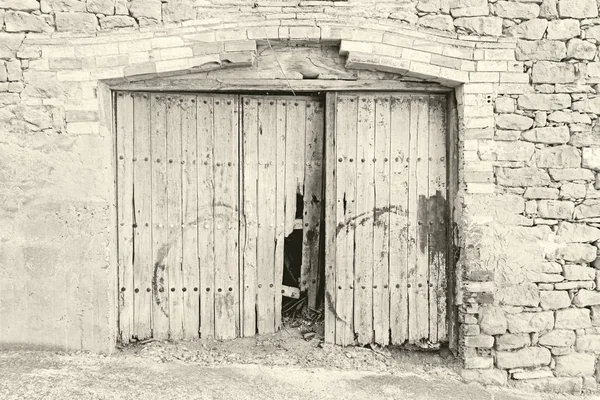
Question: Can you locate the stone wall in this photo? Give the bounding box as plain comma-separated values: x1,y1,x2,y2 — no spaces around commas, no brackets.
1,0,600,394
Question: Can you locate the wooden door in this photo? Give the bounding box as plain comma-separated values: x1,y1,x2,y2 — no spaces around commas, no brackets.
117,92,323,343
324,92,449,346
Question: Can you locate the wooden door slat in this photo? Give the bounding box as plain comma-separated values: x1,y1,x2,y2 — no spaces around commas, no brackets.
116,92,134,344
301,100,324,309
274,99,287,331
181,95,199,339
256,99,278,334
132,93,154,340
428,95,448,343
241,97,258,337
197,96,216,339
373,96,391,345
150,95,170,339
324,92,337,344
389,95,410,344
213,96,239,340
354,95,375,345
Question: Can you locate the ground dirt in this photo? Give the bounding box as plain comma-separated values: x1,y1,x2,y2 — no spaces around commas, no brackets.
0,324,597,400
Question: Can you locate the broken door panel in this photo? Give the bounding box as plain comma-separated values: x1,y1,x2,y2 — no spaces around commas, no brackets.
325,92,449,346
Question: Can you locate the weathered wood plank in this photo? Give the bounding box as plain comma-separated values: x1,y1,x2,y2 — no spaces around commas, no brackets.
335,95,357,346
181,95,199,339
213,96,239,340
274,99,287,331
324,92,337,344
389,95,410,345
407,96,419,343
197,96,215,339
256,98,277,334
373,96,391,346
116,92,134,344
414,95,430,342
301,100,324,310
428,95,448,343
354,95,375,345
241,96,258,337
166,97,184,340
150,94,170,339
132,93,153,341
447,93,458,353
284,100,306,237
113,79,453,94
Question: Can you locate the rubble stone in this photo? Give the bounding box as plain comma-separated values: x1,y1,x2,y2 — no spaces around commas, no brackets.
496,347,551,369
554,308,592,329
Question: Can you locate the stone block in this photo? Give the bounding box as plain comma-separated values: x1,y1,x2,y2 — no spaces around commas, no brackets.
129,0,161,20
512,369,554,380
495,333,530,350
537,200,574,219
570,130,600,148
555,353,596,377
557,0,598,18
555,244,597,263
454,17,503,36
536,145,581,169
41,0,87,12
4,11,49,33
518,93,571,110
87,0,113,15
576,334,600,353
496,347,551,369
532,61,575,84
572,97,600,113
507,311,554,333
539,329,576,347
557,222,600,243
464,334,495,348
99,16,136,29
549,168,595,181
496,113,534,131
479,306,507,335
524,187,559,199
555,281,594,290
464,356,494,369
573,289,600,307
582,148,600,172
497,283,540,307
496,167,550,187
162,0,194,23
495,98,515,114
0,0,40,10
478,140,535,162
495,1,539,19
540,290,571,310
513,376,583,394
555,308,592,329
507,19,548,40
461,368,508,385
516,40,566,62
419,15,454,31
574,200,600,219
521,126,570,144
592,306,600,326
547,19,580,40
55,12,97,33
560,183,586,199
566,39,596,61
5,60,22,81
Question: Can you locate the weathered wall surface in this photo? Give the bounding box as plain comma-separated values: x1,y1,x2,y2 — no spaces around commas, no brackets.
1,0,600,393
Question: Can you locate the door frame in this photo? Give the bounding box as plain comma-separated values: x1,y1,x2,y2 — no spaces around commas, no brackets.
110,81,459,351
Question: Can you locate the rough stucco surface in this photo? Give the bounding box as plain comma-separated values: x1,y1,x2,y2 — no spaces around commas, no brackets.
1,0,600,393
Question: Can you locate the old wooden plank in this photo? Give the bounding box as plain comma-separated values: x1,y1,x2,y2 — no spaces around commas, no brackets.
301,99,324,310
166,96,184,340
406,96,419,343
113,80,452,94
353,95,375,345
324,92,337,344
197,95,215,339
414,95,430,342
181,95,199,339
132,93,153,341
335,94,357,346
116,92,134,344
150,94,170,339
213,96,239,340
389,95,410,345
256,98,277,334
373,95,391,346
447,93,458,352
428,95,448,343
241,96,258,337
274,99,287,331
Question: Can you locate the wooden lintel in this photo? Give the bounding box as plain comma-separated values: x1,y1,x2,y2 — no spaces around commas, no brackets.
109,79,452,94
